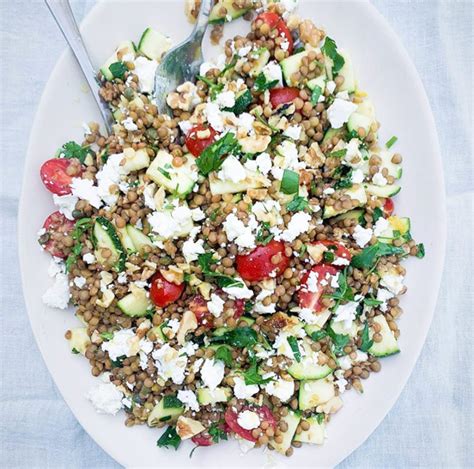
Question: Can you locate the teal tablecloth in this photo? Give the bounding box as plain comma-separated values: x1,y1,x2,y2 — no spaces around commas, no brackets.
0,1,472,467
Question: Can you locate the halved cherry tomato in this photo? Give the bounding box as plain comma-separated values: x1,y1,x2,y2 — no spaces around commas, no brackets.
269,87,300,107
298,264,339,312
150,272,185,308
191,433,214,447
188,295,213,327
311,240,352,266
185,124,218,157
255,12,293,53
236,240,290,282
40,158,81,195
40,211,76,258
225,406,276,442
383,198,394,216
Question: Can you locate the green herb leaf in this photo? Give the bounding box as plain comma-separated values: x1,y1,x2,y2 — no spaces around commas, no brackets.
60,141,90,163
351,242,405,270
310,85,322,105
287,336,301,362
254,72,279,92
329,149,347,158
196,133,240,176
109,61,128,80
196,75,224,100
328,269,354,305
280,169,299,194
157,426,181,450
100,331,114,341
359,321,374,352
326,325,349,356
163,395,183,409
321,37,345,74
287,195,309,212
219,55,238,76
71,348,80,354
208,422,228,443
242,357,273,385
255,222,274,245
416,243,425,258
315,413,325,424
309,329,328,342
158,167,172,179
323,251,335,263
385,136,398,149
215,346,233,367
372,207,383,223
363,297,383,307
197,253,244,288
210,327,258,349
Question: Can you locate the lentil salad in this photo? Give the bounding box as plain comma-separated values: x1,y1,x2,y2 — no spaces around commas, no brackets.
37,0,425,457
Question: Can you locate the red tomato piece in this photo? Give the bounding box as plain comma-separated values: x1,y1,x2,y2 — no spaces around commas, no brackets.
255,12,293,53
40,211,76,258
383,198,394,216
188,295,213,327
298,264,339,312
225,406,276,442
236,240,290,282
185,124,218,157
269,87,300,107
311,240,352,266
233,299,245,319
40,158,81,195
149,272,185,308
191,433,214,447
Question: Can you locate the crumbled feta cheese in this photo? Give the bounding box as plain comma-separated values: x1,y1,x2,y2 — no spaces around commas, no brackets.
133,56,158,93
101,329,138,361
71,177,102,209
338,355,352,370
166,318,180,335
351,168,365,184
326,81,337,94
204,102,225,132
265,377,295,402
306,270,319,293
122,117,138,131
273,332,296,359
117,272,128,284
283,125,302,141
236,112,255,135
373,217,390,237
86,373,124,415
216,90,236,109
42,270,70,309
353,225,373,248
148,204,194,239
279,212,312,242
191,207,205,221
181,342,199,356
217,155,247,183
237,410,261,430
380,273,405,295
254,302,276,314
192,358,204,373
298,307,319,325
48,257,65,277
233,376,259,399
334,369,348,393
200,359,225,390
177,389,200,412
262,61,283,87
152,344,188,385
327,98,358,129
182,238,205,263
372,171,388,186
376,287,394,312
238,45,252,57
73,276,87,289
222,282,254,299
223,213,258,249
96,153,128,207
207,293,225,317
332,301,360,329
52,194,78,220
82,253,96,264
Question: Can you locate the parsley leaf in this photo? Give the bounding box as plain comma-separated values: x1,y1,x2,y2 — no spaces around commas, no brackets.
196,75,224,100
315,413,325,424
196,133,240,176
60,141,90,163
219,55,238,76
363,297,383,307
71,348,80,354
385,135,398,149
287,336,301,362
163,395,183,409
197,253,244,288
321,37,345,74
309,329,328,342
287,195,309,212
109,61,128,80
359,321,374,352
326,325,349,356
255,222,274,245
208,422,228,443
372,207,384,223
242,357,273,385
329,149,347,158
254,72,279,92
64,218,93,272
328,269,354,305
351,242,405,270
310,85,322,105
210,327,258,349
157,426,181,450
215,346,233,367
416,243,425,258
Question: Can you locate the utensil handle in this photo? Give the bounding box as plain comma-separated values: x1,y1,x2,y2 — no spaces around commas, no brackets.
192,0,213,43
44,0,114,133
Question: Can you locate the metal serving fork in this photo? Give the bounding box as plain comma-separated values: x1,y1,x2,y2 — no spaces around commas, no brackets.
153,0,213,115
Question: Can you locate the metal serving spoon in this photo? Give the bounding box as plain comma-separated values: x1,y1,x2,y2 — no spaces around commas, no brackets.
45,0,115,134
153,0,213,115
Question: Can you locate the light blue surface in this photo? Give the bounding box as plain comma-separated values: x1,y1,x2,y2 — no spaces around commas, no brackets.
0,1,472,467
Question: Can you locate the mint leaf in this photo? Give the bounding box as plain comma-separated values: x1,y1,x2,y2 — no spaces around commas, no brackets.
109,61,128,80
208,422,228,443
351,242,405,270
157,426,181,450
215,346,233,367
254,72,279,92
242,357,273,385
163,395,183,409
210,327,258,349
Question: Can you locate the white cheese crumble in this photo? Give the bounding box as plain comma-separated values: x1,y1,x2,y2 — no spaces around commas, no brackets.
327,98,358,129
298,307,319,325
204,102,225,132
96,153,129,207
237,410,261,430
52,194,78,220
148,204,194,239
216,90,236,109
373,218,391,237
265,377,295,402
82,253,96,264
380,273,405,295
283,125,302,141
200,359,225,390
152,344,188,385
351,168,365,184
217,155,247,183
332,301,360,329
71,177,102,209
182,238,205,263
101,329,137,361
279,212,312,242
177,389,200,412
233,376,259,399
353,225,373,248
262,61,283,87
86,373,123,415
73,276,86,289
133,56,158,93
376,287,394,312
326,80,337,94
223,213,258,249
42,263,70,310
222,282,254,299
372,171,388,186
207,293,225,317
122,117,138,131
